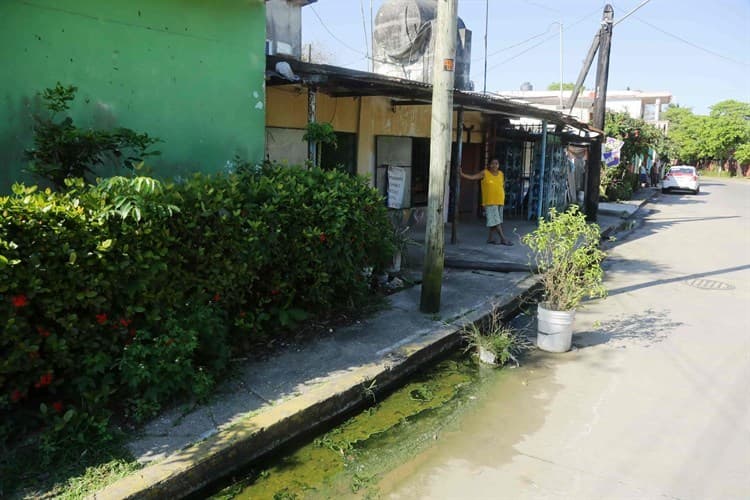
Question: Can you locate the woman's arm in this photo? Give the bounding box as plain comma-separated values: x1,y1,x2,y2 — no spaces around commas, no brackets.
459,168,484,180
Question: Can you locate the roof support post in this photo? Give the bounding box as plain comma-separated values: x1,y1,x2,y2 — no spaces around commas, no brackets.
450,107,464,244
537,120,548,221
307,86,317,166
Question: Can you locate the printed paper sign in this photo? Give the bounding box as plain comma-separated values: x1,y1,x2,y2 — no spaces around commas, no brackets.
602,137,624,167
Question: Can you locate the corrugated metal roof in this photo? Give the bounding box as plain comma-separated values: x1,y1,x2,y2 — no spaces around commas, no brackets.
267,55,598,138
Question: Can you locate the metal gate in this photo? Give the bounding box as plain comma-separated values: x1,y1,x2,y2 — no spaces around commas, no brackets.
529,134,568,219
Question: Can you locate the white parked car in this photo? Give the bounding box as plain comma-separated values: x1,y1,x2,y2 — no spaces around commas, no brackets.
662,165,700,194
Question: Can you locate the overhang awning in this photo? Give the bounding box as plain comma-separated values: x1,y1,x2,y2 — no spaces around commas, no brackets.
267,55,600,141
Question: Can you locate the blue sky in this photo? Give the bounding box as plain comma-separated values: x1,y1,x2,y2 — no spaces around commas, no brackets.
302,0,750,115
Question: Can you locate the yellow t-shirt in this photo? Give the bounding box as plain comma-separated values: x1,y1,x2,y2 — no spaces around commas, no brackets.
481,169,505,206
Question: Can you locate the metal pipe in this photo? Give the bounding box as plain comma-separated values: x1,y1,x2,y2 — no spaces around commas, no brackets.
559,22,564,109
537,120,548,221
307,86,317,165
483,0,488,94
451,107,465,244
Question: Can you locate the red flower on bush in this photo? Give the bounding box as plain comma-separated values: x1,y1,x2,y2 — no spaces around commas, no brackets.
35,372,53,389
37,326,50,338
213,293,221,302
239,311,247,318
10,389,23,403
29,351,39,360
96,313,108,325
52,401,64,414
119,318,132,328
270,289,280,296
12,294,29,308
319,233,327,243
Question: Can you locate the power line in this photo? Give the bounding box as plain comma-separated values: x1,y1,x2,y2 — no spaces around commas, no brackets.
310,5,366,56
358,0,370,66
309,5,393,68
487,33,559,71
475,6,600,63
473,26,551,62
634,17,750,68
522,0,563,16
614,0,654,26
485,8,601,71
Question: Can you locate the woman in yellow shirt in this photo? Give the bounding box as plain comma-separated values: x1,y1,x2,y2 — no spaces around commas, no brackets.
459,158,513,246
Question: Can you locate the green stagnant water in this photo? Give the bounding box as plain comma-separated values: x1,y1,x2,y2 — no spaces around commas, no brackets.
212,353,508,499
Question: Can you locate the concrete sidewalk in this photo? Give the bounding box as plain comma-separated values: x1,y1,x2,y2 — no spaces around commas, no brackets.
95,189,657,499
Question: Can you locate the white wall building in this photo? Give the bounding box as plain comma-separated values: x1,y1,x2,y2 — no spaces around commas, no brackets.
497,89,672,133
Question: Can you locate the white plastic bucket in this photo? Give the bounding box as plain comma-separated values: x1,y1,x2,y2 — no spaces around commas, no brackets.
537,303,576,353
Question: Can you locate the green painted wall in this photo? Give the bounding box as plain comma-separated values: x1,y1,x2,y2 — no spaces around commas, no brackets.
0,0,266,191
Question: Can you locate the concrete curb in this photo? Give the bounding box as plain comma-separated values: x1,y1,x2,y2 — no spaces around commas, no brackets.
92,276,543,499
600,191,656,240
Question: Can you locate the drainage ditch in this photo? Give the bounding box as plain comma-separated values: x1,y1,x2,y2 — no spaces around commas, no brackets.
207,312,537,500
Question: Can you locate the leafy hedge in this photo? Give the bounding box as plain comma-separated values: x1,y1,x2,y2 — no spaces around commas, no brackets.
0,165,392,447
600,165,637,202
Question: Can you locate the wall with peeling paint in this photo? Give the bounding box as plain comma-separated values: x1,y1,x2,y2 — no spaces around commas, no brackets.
265,86,485,180
0,0,266,191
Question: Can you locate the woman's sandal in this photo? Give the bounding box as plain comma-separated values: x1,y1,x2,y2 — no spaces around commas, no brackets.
500,240,514,246
487,240,501,245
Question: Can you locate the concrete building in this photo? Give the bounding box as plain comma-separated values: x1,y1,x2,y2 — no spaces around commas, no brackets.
498,89,673,132
0,0,268,192
266,0,318,59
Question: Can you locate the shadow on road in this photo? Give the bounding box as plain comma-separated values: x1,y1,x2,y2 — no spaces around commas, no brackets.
573,308,683,349
606,263,750,297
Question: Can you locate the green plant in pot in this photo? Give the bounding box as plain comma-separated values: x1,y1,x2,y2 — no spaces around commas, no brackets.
522,205,606,352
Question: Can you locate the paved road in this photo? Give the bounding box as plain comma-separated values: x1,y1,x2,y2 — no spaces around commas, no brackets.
379,179,750,499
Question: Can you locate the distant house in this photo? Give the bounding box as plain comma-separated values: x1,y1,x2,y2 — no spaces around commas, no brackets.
499,89,673,133
0,0,267,191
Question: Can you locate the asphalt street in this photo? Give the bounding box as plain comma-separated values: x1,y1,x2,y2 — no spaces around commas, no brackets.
379,179,750,499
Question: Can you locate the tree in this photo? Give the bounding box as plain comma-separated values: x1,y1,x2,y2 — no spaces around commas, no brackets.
663,106,705,164
546,82,583,92
664,100,750,167
709,100,750,120
703,114,748,166
735,143,750,164
604,111,662,167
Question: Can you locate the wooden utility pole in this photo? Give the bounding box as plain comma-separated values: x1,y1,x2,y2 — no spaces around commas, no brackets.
585,4,614,222
420,0,458,314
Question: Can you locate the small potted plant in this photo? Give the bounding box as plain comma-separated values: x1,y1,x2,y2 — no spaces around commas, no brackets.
522,205,606,352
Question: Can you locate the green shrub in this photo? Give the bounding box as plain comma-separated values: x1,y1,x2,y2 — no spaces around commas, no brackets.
600,165,634,201
0,165,393,451
25,83,160,189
